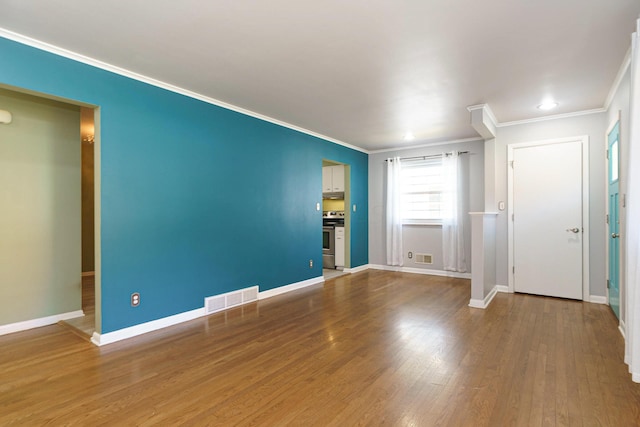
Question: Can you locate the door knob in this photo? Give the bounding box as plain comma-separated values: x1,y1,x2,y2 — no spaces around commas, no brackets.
566,227,580,233
612,233,620,239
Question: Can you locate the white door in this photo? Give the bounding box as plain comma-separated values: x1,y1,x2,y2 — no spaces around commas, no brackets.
509,138,587,300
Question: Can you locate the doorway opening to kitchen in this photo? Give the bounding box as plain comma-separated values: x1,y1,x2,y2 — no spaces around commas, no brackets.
322,159,350,280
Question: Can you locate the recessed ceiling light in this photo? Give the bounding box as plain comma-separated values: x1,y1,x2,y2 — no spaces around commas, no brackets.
537,102,559,111
403,132,415,141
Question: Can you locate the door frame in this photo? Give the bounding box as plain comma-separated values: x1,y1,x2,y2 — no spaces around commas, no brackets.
605,112,621,313
507,135,590,300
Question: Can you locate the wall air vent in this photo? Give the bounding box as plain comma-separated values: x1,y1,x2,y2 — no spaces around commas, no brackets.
415,253,433,264
242,287,258,302
204,285,259,315
206,295,226,313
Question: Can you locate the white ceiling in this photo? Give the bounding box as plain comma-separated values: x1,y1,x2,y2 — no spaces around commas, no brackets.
0,0,638,151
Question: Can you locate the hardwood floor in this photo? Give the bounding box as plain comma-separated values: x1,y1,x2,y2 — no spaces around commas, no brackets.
1,270,639,425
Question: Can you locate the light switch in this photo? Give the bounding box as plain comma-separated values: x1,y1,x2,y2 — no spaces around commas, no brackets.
316,202,320,211
498,201,505,211
353,204,357,212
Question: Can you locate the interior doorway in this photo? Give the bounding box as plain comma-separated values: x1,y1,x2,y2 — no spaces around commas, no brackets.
507,136,590,300
61,106,97,338
0,87,98,336
322,159,350,280
0,86,100,339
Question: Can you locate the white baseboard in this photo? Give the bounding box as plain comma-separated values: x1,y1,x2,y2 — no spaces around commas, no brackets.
343,264,371,274
619,320,626,339
258,276,324,300
91,275,325,346
589,295,608,305
496,285,509,293
91,307,206,346
81,271,95,277
0,310,84,336
469,285,498,309
369,264,471,279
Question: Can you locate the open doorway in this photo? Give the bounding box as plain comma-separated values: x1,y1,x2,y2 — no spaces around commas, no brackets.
61,107,97,338
322,159,350,280
0,87,98,338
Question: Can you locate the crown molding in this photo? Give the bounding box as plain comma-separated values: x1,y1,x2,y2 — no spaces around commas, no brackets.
604,46,632,110
0,28,368,154
496,108,606,128
369,136,482,154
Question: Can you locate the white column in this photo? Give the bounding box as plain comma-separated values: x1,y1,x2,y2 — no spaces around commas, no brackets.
468,213,498,308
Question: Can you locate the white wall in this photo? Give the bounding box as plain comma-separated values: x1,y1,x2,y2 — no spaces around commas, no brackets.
0,89,81,325
368,139,484,271
494,113,607,297
606,65,631,322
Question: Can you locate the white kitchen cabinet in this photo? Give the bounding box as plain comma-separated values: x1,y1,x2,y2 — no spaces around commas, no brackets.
322,167,333,192
322,165,345,192
335,226,345,268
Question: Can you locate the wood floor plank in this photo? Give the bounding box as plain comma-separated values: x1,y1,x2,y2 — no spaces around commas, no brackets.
1,270,640,426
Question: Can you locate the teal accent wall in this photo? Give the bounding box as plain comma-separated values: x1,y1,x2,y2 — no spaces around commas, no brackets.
0,37,368,333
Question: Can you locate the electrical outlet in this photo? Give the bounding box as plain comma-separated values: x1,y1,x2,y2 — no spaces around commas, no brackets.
309,259,313,268
131,292,140,307
408,251,413,259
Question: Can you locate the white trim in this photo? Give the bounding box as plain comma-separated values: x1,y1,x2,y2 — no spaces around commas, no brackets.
368,137,481,154
469,211,499,215
91,276,324,346
344,264,371,274
620,319,626,339
402,220,443,227
507,136,590,300
467,104,498,139
604,47,632,110
0,27,619,154
469,285,498,309
258,276,324,300
589,295,608,304
369,264,471,279
606,111,622,136
0,27,367,155
91,307,205,346
467,104,498,128
371,107,605,152
81,271,95,277
0,310,84,336
497,108,605,128
496,285,510,293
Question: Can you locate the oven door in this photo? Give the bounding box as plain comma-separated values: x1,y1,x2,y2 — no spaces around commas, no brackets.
323,226,335,254
322,226,335,269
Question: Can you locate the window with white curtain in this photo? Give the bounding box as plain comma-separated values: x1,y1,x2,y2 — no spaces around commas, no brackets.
400,157,444,223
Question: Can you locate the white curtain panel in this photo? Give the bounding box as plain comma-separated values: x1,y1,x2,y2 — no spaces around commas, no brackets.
442,152,467,273
625,17,640,383
386,157,404,266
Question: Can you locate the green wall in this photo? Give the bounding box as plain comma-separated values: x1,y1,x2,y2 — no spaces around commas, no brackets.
0,89,81,325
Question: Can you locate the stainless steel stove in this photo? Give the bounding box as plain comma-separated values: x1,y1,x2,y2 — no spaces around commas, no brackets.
323,211,345,269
